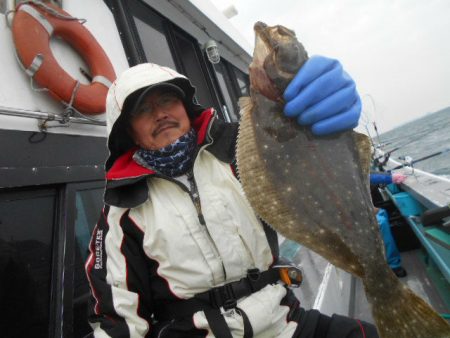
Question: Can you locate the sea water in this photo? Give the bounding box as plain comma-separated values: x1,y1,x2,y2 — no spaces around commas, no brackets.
377,107,450,177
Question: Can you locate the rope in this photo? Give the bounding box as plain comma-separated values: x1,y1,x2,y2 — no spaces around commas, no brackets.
70,107,106,123
39,81,81,130
19,0,87,24
39,107,105,131
12,49,49,93
38,81,82,131
61,81,106,123
61,80,81,122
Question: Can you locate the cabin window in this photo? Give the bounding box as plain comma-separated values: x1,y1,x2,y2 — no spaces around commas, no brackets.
0,188,56,338
232,66,250,97
212,61,240,122
211,59,250,122
73,186,104,337
171,29,217,109
130,2,177,69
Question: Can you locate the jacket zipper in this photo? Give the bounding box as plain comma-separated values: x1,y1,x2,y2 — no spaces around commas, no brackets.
153,111,227,281
186,169,227,281
157,172,227,282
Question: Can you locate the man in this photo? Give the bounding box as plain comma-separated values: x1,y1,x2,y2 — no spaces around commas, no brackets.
370,172,408,278
86,58,379,337
374,208,407,278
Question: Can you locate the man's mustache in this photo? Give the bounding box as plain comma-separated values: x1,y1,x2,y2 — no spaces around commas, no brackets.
152,121,179,137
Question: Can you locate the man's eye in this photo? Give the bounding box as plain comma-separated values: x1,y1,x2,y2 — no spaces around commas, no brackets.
158,96,178,106
136,104,152,114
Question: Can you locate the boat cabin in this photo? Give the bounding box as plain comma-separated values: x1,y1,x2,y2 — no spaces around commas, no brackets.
0,1,251,336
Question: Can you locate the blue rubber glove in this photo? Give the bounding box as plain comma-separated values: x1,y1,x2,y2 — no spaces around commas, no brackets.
283,56,361,136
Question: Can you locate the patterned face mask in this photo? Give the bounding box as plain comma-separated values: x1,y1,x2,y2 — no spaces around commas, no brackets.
135,128,198,177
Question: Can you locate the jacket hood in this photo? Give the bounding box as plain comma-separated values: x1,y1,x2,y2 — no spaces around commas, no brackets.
103,110,239,208
106,108,215,181
105,63,205,171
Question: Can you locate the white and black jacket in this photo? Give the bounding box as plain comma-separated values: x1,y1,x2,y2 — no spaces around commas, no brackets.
85,110,307,338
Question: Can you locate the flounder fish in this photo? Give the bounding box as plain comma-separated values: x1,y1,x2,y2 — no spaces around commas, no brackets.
236,21,450,338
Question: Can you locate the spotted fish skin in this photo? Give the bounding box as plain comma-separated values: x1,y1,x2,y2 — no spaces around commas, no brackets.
236,21,450,338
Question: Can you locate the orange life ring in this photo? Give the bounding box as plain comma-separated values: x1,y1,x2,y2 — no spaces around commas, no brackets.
12,2,116,115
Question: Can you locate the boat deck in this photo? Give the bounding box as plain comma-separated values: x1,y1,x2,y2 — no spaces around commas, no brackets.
386,156,450,209
282,240,450,324
352,248,450,324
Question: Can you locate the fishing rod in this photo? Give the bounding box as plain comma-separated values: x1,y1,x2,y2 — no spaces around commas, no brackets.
372,121,381,147
360,94,378,150
374,146,401,161
376,123,444,164
364,124,376,150
393,148,450,170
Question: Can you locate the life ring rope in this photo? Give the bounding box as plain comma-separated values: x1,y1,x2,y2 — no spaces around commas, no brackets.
20,5,53,35
12,49,48,92
19,0,86,24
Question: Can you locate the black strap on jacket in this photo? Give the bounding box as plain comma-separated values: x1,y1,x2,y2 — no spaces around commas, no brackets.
204,308,233,338
156,268,280,337
236,307,253,338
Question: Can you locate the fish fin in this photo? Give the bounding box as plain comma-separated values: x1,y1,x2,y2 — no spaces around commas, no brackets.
352,131,372,181
238,96,253,113
367,271,450,337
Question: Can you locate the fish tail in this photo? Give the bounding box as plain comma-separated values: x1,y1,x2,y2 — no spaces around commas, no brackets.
364,272,450,338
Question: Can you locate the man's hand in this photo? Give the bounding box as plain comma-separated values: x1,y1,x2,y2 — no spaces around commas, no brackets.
283,56,361,136
392,173,407,184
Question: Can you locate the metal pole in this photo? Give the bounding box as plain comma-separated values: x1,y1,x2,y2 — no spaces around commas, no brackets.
0,105,106,126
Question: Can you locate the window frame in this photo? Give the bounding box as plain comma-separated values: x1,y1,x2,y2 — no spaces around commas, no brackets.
0,124,108,338
62,180,105,337
0,186,60,337
0,180,105,338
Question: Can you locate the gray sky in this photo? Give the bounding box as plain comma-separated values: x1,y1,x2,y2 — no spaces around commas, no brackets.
210,0,450,133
